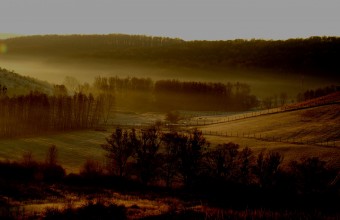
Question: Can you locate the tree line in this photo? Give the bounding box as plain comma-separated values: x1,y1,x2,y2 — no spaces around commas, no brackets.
0,90,108,137
99,127,338,195
3,35,340,77
297,85,339,102
92,76,258,111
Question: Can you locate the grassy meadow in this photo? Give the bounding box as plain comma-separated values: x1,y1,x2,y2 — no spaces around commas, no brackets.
0,130,109,173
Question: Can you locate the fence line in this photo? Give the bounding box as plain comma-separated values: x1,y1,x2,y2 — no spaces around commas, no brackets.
104,123,339,148
106,100,339,128
200,130,339,148
180,99,340,127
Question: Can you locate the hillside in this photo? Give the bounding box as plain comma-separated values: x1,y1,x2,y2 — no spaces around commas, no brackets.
0,67,52,95
0,33,21,40
2,35,340,79
196,103,340,168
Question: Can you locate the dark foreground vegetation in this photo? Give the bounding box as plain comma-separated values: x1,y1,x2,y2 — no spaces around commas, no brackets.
2,35,340,78
0,127,339,219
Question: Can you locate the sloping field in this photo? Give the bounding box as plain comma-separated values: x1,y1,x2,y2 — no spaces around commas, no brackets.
0,130,112,173
198,104,340,168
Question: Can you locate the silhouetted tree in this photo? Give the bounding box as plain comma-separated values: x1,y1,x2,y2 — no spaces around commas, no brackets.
102,128,136,177
253,151,283,188
165,111,181,124
290,157,333,194
179,129,209,186
280,92,288,106
237,147,254,184
160,132,186,188
80,159,104,178
21,151,36,168
45,145,58,166
134,127,162,184
204,142,239,181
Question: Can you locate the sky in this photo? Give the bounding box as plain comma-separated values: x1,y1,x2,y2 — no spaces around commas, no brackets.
1,0,340,40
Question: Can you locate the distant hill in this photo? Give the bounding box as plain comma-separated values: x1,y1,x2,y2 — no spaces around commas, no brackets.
1,34,340,79
0,33,21,39
0,67,52,96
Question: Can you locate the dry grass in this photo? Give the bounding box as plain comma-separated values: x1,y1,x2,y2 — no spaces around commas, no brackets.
0,129,112,173
8,189,178,219
197,104,340,168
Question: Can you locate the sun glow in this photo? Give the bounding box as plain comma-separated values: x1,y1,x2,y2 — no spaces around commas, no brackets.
0,43,7,54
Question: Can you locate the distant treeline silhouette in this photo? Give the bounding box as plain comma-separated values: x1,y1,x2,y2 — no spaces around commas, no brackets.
3,35,340,76
297,85,339,102
92,76,258,111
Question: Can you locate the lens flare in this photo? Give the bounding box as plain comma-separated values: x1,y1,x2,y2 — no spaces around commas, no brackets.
0,43,8,54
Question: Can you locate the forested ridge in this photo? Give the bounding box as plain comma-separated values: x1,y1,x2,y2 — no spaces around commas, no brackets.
2,34,340,77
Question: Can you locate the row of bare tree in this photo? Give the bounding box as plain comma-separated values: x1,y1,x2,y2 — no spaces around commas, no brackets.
91,76,258,111
0,91,113,137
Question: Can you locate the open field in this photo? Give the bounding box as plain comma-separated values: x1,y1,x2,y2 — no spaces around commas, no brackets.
0,102,339,172
197,103,340,168
0,130,111,173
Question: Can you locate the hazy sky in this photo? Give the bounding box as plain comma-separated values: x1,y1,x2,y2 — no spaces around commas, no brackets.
1,0,339,40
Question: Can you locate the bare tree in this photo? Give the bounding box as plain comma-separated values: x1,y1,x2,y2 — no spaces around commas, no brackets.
21,151,35,167
165,111,181,124
134,127,162,184
280,92,288,106
80,159,104,178
253,151,283,188
102,128,136,177
63,76,80,94
204,142,239,180
179,129,209,186
46,145,58,166
161,132,186,188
